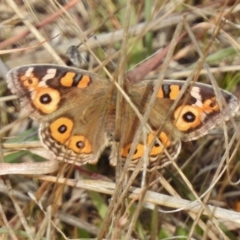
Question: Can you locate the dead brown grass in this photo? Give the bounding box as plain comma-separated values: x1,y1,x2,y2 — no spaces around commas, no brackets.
1,0,240,239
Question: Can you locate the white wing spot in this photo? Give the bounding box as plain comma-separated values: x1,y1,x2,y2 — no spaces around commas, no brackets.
42,68,57,82
25,67,34,77
190,87,203,107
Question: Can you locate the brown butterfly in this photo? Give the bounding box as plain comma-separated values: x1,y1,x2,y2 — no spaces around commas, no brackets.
6,64,239,170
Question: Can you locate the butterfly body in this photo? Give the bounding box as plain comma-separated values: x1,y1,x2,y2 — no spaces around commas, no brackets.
6,64,239,169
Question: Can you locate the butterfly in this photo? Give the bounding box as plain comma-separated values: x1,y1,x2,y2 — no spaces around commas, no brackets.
6,64,239,170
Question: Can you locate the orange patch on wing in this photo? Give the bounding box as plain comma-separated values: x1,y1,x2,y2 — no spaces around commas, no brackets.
50,117,73,143
121,143,144,160
202,98,220,113
121,131,171,160
157,88,164,98
67,135,92,154
148,131,171,156
174,105,202,131
60,72,76,87
77,75,91,88
20,74,39,89
33,87,60,113
169,85,181,100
